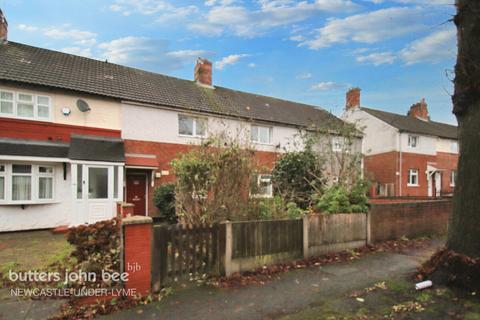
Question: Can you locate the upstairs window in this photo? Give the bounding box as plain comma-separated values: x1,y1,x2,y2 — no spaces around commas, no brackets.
451,141,458,153
0,90,51,120
407,169,419,186
251,125,272,144
408,135,418,148
178,115,207,137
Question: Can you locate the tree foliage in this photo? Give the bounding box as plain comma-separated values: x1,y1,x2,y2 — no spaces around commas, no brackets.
272,141,324,209
153,183,177,223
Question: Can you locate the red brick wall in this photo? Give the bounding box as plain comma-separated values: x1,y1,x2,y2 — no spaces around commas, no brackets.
123,220,152,295
365,150,458,197
437,152,459,194
400,152,436,197
364,151,398,195
369,199,452,242
0,117,120,142
124,139,280,216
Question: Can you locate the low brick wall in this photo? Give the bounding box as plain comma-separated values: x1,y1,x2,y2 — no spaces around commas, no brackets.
369,199,452,242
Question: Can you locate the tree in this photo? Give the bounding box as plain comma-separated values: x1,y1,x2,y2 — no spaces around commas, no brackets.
447,0,480,258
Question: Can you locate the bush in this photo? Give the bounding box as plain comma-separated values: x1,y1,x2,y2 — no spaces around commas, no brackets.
315,186,351,214
66,218,121,288
153,183,177,223
286,202,306,219
254,196,287,220
272,144,324,209
314,180,370,214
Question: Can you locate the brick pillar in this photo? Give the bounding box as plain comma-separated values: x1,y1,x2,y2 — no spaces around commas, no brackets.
123,216,152,296
117,202,135,218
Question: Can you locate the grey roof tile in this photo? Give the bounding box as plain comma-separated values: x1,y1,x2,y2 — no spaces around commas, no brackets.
361,107,457,140
0,41,343,129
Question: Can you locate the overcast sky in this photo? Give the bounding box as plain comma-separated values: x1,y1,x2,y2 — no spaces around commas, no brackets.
3,0,457,124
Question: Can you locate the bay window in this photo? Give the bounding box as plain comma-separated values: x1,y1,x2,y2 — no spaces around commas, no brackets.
0,89,51,120
0,163,56,204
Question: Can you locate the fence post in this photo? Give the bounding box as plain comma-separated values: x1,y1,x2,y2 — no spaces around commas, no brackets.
303,216,309,258
122,216,153,296
223,221,233,277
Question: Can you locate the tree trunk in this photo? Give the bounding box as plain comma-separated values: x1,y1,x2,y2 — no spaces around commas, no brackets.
446,0,480,257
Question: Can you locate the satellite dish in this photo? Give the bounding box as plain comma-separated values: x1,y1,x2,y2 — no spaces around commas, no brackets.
76,99,91,112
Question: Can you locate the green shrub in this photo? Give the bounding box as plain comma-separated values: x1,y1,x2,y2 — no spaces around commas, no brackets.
316,186,351,214
286,202,306,219
254,196,287,220
315,180,370,214
153,183,177,223
272,144,324,209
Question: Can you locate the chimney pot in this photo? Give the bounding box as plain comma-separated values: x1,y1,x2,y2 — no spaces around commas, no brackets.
0,9,7,43
407,98,429,121
194,58,213,87
346,87,361,110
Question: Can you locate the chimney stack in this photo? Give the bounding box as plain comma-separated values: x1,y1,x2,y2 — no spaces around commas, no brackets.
407,98,429,121
194,58,213,87
0,9,7,43
346,87,361,110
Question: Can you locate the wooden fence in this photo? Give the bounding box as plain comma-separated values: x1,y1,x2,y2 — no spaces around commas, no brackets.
151,223,225,289
307,213,367,257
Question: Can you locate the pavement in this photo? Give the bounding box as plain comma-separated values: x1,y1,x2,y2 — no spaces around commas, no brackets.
101,239,443,320
0,239,442,320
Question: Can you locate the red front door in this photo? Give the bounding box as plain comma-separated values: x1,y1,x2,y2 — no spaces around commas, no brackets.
126,175,147,216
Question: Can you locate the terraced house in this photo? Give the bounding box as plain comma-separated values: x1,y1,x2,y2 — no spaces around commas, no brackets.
0,10,357,232
342,88,458,198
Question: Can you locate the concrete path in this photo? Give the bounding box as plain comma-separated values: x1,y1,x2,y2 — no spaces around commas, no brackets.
0,289,63,320
103,240,442,320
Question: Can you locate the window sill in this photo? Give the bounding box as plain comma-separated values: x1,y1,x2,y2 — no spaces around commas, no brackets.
252,141,274,146
0,200,59,206
250,194,273,199
450,184,455,187
178,134,207,139
407,184,420,187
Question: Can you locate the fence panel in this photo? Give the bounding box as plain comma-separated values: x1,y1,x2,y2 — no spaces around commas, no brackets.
152,223,220,287
308,213,367,256
231,219,303,259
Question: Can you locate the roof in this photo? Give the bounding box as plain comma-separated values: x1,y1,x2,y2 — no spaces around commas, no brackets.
0,135,124,162
69,135,125,162
0,41,343,130
0,138,69,158
361,107,457,140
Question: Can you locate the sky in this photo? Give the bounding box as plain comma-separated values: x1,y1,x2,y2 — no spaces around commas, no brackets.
1,0,457,124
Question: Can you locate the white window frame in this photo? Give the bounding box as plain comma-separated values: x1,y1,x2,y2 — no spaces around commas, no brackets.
38,165,54,200
251,125,273,145
331,136,343,152
0,164,5,201
408,135,418,148
450,170,457,187
252,174,273,198
0,163,56,204
0,89,51,121
451,141,458,153
407,169,419,187
178,114,207,138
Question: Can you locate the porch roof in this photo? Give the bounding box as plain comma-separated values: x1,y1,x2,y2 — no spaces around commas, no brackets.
0,138,69,159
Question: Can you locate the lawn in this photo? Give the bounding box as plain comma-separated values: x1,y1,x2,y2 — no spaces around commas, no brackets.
281,277,480,320
0,230,73,274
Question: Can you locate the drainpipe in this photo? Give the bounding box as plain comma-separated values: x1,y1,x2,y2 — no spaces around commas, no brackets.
398,131,403,196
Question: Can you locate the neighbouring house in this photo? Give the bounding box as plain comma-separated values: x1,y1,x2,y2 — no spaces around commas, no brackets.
342,88,458,198
0,10,358,231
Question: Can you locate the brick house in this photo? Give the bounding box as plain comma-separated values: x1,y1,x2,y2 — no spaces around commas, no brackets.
0,10,357,231
342,88,458,198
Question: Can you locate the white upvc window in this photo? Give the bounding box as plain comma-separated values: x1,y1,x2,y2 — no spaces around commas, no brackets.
451,141,458,153
178,114,207,137
407,169,419,186
0,89,51,121
451,170,457,187
0,163,56,204
0,164,5,200
408,135,418,148
253,174,273,198
251,125,272,144
331,136,343,152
